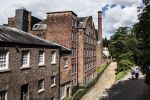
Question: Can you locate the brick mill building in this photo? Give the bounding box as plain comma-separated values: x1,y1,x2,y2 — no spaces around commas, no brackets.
3,8,103,99
0,25,71,100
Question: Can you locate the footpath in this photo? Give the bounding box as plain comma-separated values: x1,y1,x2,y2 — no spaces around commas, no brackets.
81,62,117,100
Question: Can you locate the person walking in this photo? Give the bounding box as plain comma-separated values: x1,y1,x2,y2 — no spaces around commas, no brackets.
131,69,135,79
135,67,140,79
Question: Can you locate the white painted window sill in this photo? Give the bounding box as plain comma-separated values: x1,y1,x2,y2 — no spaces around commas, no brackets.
51,84,56,88
38,89,45,94
38,64,46,67
20,66,31,70
0,68,10,73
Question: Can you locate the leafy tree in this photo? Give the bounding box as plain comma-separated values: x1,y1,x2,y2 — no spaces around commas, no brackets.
102,37,109,47
134,2,150,85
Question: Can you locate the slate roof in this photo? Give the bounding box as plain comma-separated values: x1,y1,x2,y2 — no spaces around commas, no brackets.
77,16,92,28
0,25,54,46
0,25,71,52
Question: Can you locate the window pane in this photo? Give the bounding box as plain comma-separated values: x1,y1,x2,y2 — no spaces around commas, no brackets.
0,91,6,100
0,51,8,69
22,51,29,67
39,51,44,65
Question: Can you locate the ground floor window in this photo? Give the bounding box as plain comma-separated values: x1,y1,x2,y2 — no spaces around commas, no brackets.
21,84,29,100
60,85,66,99
0,91,7,100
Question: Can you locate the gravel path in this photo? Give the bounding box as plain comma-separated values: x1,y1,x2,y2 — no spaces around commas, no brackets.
81,62,117,100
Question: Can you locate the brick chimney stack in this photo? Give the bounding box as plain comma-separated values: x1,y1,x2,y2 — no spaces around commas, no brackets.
98,11,102,38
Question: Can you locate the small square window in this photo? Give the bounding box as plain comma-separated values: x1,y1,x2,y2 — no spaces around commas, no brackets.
38,50,45,65
0,50,9,70
38,79,44,92
51,51,56,64
0,90,7,100
51,76,56,87
21,51,30,67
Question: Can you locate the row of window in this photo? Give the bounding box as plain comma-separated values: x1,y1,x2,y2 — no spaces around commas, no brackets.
84,34,97,45
0,76,56,100
84,61,96,72
84,72,96,85
72,48,76,58
0,50,57,70
84,49,96,57
71,32,77,42
71,64,77,74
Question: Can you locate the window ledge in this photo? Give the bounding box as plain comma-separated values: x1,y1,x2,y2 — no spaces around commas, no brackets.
38,89,45,94
20,66,31,70
51,62,56,65
64,65,68,68
51,84,56,88
0,68,10,73
38,64,46,67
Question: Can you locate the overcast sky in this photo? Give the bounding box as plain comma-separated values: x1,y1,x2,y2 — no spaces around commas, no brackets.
0,0,143,38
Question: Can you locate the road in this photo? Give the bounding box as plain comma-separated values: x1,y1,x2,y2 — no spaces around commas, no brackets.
101,67,149,100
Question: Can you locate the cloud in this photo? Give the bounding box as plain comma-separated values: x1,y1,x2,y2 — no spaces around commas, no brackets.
0,0,142,38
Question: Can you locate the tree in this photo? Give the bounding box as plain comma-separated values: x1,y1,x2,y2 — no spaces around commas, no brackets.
102,37,109,47
134,2,150,85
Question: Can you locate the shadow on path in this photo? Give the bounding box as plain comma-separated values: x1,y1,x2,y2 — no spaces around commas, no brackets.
100,79,149,100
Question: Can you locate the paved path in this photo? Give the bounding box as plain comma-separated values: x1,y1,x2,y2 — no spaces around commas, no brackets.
81,62,117,100
102,67,149,100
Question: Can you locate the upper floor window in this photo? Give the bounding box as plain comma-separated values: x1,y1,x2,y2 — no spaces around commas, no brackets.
64,58,68,68
38,79,45,93
51,76,56,87
21,50,30,67
0,50,9,70
51,51,56,64
0,90,7,100
38,50,45,66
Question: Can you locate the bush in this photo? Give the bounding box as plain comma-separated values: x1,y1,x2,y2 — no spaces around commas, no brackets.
116,71,128,80
116,59,133,74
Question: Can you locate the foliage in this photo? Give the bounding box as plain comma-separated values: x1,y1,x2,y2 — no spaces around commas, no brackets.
116,71,128,80
96,64,107,76
133,1,150,85
63,97,72,100
118,52,134,63
116,60,133,74
102,37,110,47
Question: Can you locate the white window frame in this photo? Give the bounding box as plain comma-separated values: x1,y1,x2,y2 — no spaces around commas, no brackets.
38,79,45,93
51,76,56,87
51,51,56,64
38,50,45,66
21,50,30,68
64,58,68,68
60,85,67,99
0,50,9,70
0,90,7,100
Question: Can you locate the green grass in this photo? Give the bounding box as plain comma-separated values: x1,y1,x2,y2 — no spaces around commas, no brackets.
96,64,107,76
116,70,129,80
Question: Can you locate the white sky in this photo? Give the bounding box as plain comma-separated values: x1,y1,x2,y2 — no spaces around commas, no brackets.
0,0,142,38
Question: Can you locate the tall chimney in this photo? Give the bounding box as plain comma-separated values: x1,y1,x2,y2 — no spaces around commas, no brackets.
98,11,102,38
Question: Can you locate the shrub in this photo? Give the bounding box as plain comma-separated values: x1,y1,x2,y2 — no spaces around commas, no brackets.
116,59,133,73
116,71,128,80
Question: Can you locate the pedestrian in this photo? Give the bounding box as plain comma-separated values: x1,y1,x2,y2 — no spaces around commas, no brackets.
135,67,140,79
131,69,135,79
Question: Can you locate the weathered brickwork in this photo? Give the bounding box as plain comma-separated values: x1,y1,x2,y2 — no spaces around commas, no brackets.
0,46,60,100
